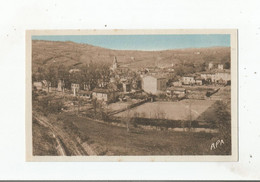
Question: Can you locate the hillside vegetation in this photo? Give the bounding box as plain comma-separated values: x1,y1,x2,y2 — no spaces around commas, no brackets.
32,40,230,73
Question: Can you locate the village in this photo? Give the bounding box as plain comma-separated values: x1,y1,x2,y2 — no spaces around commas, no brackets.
32,52,232,156
33,56,231,115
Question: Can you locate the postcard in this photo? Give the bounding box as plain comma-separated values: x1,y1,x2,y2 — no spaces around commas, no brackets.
26,29,237,161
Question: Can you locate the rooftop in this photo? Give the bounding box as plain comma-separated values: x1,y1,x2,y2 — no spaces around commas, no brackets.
144,75,166,79
78,90,92,94
92,88,117,93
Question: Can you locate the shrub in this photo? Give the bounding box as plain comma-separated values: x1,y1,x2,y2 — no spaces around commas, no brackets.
157,93,167,100
214,101,231,154
37,96,65,115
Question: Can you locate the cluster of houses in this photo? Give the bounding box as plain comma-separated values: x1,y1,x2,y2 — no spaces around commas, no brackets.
179,69,231,86
140,62,230,96
181,62,230,86
33,57,231,104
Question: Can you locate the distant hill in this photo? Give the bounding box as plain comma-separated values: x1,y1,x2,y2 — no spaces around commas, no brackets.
32,40,230,73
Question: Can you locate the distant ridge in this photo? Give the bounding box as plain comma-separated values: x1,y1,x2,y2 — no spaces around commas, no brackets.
32,40,230,73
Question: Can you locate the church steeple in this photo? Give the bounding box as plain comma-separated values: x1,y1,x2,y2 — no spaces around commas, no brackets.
113,56,117,63
112,56,118,71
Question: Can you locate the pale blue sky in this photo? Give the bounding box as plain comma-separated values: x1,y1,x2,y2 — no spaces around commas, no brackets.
32,34,230,51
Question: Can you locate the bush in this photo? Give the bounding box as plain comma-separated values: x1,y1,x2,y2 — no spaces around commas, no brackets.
37,96,65,115
214,101,231,154
130,94,148,100
131,118,200,129
32,91,39,101
157,93,167,100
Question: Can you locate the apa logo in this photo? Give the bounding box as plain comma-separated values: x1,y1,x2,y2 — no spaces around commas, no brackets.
210,139,224,150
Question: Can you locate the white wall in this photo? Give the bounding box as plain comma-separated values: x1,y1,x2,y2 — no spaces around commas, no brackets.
143,76,157,94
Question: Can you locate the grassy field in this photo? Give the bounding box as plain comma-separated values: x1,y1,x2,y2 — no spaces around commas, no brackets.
32,90,231,156
55,113,230,155
115,100,216,120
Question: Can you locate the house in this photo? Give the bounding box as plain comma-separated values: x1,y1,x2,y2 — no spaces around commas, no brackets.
97,78,110,88
195,79,204,85
78,90,92,99
194,76,205,85
218,64,224,70
182,76,195,85
214,71,231,84
71,83,80,96
83,83,91,91
200,70,231,84
166,87,186,98
172,81,182,87
200,72,215,82
208,62,214,70
142,75,167,94
33,81,43,90
92,88,118,103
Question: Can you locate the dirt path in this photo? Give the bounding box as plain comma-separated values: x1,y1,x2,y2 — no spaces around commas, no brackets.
33,112,97,156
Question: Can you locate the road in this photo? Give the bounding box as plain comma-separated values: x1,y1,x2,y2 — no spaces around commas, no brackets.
33,112,97,156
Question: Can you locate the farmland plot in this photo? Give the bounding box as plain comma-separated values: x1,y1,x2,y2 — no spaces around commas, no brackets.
115,100,216,120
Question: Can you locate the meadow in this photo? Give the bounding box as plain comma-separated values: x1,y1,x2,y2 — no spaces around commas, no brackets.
115,100,216,121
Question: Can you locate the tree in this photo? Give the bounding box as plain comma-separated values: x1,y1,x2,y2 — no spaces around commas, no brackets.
174,62,196,76
57,65,69,92
222,54,231,69
214,101,231,154
224,62,230,69
92,98,98,117
198,62,207,72
124,107,132,133
72,96,82,115
215,101,231,134
203,55,217,64
42,65,58,92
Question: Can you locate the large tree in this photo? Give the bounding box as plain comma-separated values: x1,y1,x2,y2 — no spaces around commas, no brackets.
42,65,58,92
57,65,69,92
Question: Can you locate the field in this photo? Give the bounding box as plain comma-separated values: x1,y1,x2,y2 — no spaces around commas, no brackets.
32,96,231,156
51,113,229,155
115,100,216,120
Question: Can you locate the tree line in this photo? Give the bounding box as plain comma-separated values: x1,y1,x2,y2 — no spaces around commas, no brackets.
32,62,111,91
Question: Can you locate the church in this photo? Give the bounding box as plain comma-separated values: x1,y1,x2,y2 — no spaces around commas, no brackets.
111,56,119,71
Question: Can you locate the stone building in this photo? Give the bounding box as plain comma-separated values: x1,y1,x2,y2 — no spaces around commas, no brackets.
142,75,167,94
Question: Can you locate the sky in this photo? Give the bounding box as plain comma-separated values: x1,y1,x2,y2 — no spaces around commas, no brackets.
32,34,230,51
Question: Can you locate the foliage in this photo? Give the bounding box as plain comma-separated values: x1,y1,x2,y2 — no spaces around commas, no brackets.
34,62,111,91
224,62,230,69
157,93,167,100
131,117,200,129
174,62,205,76
215,101,231,134
212,101,231,154
36,95,65,115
